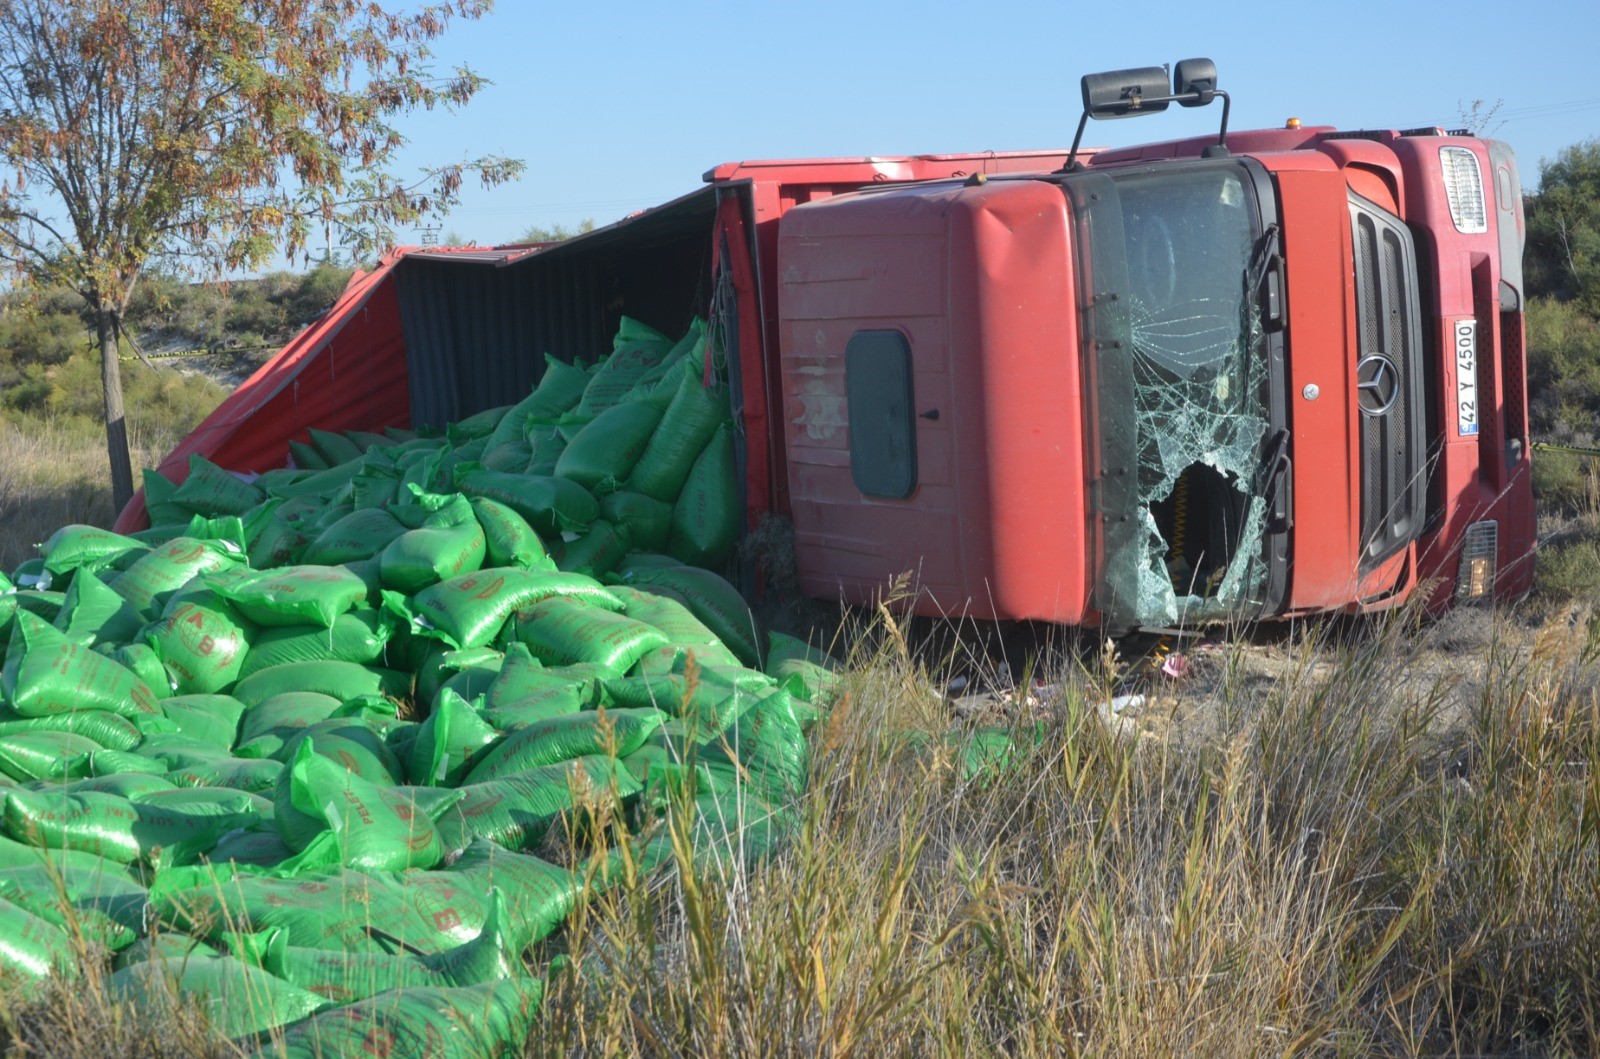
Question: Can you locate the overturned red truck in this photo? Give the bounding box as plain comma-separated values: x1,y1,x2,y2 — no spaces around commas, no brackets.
117,59,1534,633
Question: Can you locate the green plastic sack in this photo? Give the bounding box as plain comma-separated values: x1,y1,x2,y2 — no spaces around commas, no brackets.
229,889,517,1007
114,537,243,618
246,978,540,1059
350,472,403,509
216,565,369,628
40,525,147,577
410,689,502,787
613,585,739,661
0,894,76,982
114,931,219,971
381,520,488,594
574,322,674,417
554,519,632,578
448,403,513,441
232,661,412,709
271,461,364,502
3,613,160,718
387,568,623,651
153,839,576,956
456,468,599,537
143,594,253,695
696,688,810,801
0,731,105,782
51,569,145,648
180,511,250,554
288,438,329,470
0,711,142,752
505,355,591,428
309,425,365,465
8,589,64,629
142,468,190,527
273,740,452,871
247,508,314,569
597,491,673,552
165,756,285,793
239,608,394,679
512,596,669,673
620,564,760,667
525,420,569,466
462,707,665,784
299,508,409,565
625,371,730,502
4,787,256,867
237,691,345,750
470,497,551,571
478,650,600,721
436,756,641,853
416,644,503,712
667,421,741,567
605,665,763,738
47,772,175,799
149,694,246,751
480,683,590,731
74,749,173,778
276,722,404,785
109,954,329,1038
112,642,175,697
206,827,294,866
766,631,845,705
554,402,664,494
633,355,694,411
170,455,264,517
481,438,533,474
0,863,142,950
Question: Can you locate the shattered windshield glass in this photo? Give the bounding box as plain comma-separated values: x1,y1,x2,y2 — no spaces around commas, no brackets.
1071,166,1272,629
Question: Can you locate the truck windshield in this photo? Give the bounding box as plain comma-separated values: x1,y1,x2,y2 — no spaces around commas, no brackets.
1068,165,1273,629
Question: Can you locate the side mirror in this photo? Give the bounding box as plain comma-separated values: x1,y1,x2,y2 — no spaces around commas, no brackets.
1081,66,1172,120
1173,58,1218,107
1059,58,1229,172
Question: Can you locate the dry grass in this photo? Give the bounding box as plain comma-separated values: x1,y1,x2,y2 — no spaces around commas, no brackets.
535,605,1600,1058
0,422,168,572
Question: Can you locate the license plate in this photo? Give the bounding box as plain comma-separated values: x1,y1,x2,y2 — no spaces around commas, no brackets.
1455,319,1478,437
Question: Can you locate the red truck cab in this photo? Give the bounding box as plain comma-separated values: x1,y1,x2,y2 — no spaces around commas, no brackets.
762,67,1532,630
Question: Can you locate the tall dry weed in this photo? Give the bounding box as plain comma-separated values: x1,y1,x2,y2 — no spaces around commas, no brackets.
535,605,1600,1058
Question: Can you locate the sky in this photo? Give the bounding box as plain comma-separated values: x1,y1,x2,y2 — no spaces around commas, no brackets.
379,0,1600,251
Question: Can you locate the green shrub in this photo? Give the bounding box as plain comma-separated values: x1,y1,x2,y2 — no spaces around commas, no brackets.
1532,450,1599,515
1526,296,1600,437
1534,521,1600,603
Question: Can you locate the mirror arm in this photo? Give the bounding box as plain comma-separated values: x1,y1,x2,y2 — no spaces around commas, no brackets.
1061,111,1093,172
1201,90,1233,158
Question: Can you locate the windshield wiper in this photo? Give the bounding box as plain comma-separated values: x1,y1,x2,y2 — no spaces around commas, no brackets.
1255,426,1292,532
1245,223,1282,326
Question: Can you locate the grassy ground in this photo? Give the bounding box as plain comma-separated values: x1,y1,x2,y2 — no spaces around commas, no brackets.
0,415,204,572
0,601,1596,1057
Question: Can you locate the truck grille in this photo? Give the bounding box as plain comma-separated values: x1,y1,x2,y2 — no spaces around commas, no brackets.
1349,193,1427,570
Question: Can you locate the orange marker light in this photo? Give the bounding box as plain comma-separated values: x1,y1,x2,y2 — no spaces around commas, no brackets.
1286,117,1302,129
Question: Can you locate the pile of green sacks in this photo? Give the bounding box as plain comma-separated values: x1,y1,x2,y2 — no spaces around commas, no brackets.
0,316,844,1057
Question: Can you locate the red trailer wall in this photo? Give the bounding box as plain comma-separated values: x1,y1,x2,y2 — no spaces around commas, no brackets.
114,261,411,532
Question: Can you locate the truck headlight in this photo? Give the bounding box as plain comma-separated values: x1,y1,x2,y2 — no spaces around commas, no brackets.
1440,147,1487,234
1457,520,1498,603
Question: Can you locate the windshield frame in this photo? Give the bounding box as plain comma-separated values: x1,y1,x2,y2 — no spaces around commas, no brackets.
1054,157,1290,632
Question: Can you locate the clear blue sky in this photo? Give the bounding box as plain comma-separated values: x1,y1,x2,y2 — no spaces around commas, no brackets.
384,0,1598,249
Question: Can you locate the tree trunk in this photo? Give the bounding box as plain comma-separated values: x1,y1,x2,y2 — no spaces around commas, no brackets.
97,307,135,511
